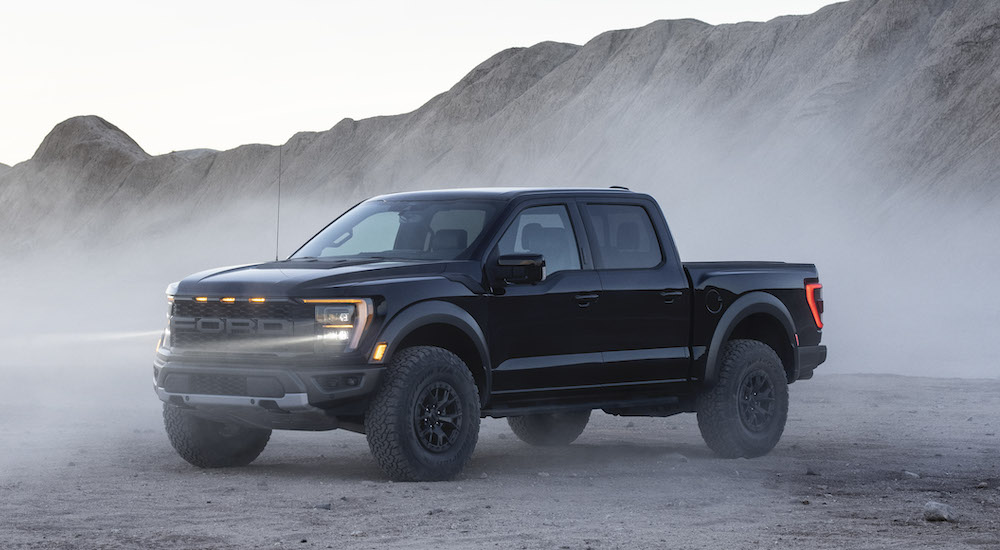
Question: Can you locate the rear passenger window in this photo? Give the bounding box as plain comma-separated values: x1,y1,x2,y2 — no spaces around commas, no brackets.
584,204,662,269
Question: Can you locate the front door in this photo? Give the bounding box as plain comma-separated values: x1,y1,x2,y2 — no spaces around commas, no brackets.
487,203,603,398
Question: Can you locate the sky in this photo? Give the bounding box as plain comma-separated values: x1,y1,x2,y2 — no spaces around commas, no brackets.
0,0,841,166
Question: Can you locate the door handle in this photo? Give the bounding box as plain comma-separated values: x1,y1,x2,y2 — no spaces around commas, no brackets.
575,293,600,308
659,290,683,304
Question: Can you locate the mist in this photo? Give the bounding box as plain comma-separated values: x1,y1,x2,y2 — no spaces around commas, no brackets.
2,2,1000,547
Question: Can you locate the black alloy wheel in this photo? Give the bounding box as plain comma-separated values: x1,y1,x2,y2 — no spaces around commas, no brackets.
738,370,776,433
414,381,464,453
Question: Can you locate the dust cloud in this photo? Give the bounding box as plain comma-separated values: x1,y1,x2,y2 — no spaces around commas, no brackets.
2,4,1000,547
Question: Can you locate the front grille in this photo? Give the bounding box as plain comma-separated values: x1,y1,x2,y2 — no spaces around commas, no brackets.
170,299,315,352
190,373,247,396
163,373,285,397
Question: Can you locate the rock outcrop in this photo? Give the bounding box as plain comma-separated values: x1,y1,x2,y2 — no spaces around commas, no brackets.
1,0,999,253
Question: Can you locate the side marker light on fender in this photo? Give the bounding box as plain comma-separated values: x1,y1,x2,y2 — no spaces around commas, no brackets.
372,342,388,362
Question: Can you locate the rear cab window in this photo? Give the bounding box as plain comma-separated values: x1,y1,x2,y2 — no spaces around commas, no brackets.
582,203,663,270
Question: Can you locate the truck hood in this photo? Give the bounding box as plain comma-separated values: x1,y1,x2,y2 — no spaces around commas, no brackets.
175,258,461,297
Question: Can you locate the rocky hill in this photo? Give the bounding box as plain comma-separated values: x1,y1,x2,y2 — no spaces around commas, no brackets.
1,0,999,257
1,0,999,378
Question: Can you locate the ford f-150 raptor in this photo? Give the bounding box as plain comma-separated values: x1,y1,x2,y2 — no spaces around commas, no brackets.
155,187,826,481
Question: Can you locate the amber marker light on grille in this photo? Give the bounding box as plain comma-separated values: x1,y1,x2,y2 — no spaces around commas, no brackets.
372,342,388,362
249,297,266,303
194,297,208,302
221,297,236,303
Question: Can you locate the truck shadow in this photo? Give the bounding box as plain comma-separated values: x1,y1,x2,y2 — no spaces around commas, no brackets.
208,440,719,482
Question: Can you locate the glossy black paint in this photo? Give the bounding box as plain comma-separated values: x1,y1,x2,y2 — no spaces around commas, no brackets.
156,187,826,424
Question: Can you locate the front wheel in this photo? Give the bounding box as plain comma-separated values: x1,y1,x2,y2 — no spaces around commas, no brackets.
696,339,789,458
162,404,271,468
365,346,481,481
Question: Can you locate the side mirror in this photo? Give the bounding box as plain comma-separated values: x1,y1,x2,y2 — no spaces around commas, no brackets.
494,254,545,285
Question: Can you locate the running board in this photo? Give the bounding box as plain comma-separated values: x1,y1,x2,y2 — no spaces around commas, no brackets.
483,395,689,418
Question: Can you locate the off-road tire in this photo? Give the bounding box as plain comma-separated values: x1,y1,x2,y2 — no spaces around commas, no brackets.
507,411,591,446
365,346,481,481
162,404,271,468
696,339,789,458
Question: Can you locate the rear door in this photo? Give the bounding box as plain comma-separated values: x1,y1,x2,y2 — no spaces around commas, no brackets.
579,199,691,384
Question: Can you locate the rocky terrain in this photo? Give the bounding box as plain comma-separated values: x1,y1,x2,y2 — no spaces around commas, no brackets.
1,334,998,549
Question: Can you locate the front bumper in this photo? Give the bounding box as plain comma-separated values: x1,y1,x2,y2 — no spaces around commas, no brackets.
153,352,384,431
796,345,827,380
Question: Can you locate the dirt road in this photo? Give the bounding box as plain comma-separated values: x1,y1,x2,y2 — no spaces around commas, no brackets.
1,350,998,549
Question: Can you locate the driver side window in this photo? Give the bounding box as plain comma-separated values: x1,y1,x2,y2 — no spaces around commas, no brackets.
497,205,581,275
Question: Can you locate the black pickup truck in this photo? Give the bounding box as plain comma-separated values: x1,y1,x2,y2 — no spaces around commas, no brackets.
155,187,826,481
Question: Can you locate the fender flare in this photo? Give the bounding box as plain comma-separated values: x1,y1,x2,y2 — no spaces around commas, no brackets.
703,292,798,385
373,300,491,401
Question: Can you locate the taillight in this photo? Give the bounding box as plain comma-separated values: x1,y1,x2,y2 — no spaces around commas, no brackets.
805,281,823,329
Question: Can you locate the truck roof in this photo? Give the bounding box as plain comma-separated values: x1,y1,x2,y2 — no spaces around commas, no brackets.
369,187,637,202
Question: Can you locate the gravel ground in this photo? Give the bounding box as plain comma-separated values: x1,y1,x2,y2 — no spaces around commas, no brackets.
1,349,998,549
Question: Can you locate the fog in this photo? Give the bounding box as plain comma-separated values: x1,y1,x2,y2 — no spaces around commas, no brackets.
2,3,1000,546
5,142,997,382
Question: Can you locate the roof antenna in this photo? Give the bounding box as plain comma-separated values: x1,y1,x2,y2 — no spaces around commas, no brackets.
275,143,282,261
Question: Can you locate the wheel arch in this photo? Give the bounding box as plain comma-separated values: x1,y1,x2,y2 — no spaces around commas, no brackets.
704,292,798,385
374,300,491,405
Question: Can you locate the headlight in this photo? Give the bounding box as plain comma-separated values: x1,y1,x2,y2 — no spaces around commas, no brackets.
303,298,373,351
162,282,179,349
165,282,179,318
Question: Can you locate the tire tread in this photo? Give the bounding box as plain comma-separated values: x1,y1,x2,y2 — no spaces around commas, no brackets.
162,404,271,468
696,339,789,458
366,346,480,481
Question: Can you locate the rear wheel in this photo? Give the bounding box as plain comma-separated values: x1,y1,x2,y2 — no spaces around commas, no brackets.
162,404,271,468
696,339,788,458
365,346,481,481
507,411,591,446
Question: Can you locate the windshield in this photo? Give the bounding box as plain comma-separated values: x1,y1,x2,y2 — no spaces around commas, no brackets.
291,199,502,261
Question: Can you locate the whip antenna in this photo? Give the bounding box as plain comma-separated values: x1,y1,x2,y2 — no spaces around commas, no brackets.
275,143,282,261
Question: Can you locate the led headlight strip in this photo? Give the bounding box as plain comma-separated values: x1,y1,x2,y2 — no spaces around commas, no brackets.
300,298,373,350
